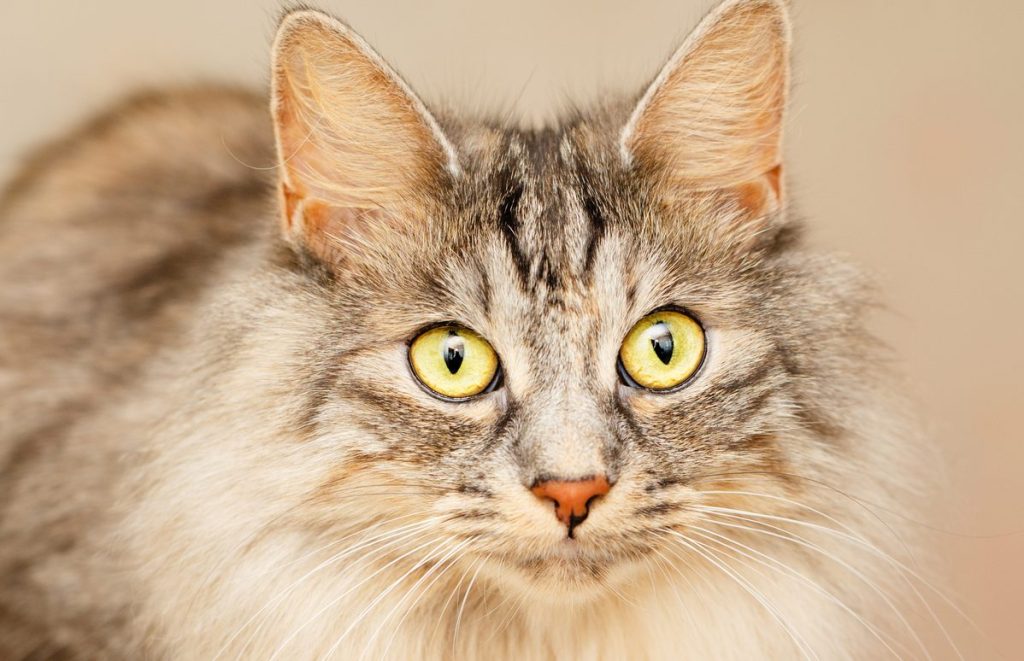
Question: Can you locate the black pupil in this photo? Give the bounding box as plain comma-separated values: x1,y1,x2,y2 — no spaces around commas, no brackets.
649,322,674,365
443,332,465,374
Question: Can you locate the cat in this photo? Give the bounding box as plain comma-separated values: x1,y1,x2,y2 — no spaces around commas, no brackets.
0,0,940,658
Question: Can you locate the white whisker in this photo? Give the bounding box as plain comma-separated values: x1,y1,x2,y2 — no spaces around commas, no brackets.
648,544,700,633
665,530,818,660
688,524,912,659
487,588,527,645
320,537,456,660
363,538,475,660
427,554,473,650
453,554,487,657
697,504,965,659
384,544,470,659
229,518,441,659
268,533,446,660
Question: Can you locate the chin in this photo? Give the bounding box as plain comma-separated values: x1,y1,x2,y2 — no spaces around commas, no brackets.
487,535,654,603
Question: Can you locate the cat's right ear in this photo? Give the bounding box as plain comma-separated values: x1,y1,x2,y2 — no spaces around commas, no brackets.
620,0,790,223
270,10,459,264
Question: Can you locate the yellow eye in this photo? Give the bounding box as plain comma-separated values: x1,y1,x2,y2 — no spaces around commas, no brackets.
619,309,706,391
409,326,500,400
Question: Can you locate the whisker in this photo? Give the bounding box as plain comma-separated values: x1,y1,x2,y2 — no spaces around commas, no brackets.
479,579,519,620
648,543,700,633
649,534,703,601
267,533,446,660
487,587,527,645
453,555,487,657
320,537,457,660
696,504,969,659
700,507,927,626
693,486,982,652
695,487,917,564
233,519,442,658
688,524,913,659
367,538,475,661
604,574,640,608
382,544,468,661
218,516,439,660
427,556,474,650
701,478,925,583
690,470,1024,539
665,530,818,660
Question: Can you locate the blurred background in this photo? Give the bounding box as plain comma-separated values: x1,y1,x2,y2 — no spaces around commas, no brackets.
2,0,1021,656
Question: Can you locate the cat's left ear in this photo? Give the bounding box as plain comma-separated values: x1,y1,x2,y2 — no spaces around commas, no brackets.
621,0,790,220
270,10,459,264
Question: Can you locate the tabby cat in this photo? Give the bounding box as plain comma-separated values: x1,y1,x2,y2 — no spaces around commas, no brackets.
0,0,936,658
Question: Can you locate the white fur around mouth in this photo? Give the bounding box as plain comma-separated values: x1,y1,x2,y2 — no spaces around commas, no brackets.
548,537,590,559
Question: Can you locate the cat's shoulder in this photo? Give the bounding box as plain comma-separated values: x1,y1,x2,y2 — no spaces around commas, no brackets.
0,85,275,316
1,85,272,216
0,86,276,427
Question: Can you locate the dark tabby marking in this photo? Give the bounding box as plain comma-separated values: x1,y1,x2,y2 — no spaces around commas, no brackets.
0,2,930,659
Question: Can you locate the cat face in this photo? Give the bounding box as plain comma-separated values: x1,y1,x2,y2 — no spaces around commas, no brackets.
264,0,858,599
303,169,805,598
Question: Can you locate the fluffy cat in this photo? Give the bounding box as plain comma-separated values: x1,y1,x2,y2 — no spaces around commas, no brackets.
1,0,940,658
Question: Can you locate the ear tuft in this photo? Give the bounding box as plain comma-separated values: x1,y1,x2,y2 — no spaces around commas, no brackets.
621,0,790,216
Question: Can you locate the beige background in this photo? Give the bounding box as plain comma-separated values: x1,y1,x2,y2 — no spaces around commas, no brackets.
2,0,1021,656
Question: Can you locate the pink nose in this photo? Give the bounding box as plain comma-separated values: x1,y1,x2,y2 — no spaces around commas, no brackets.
531,475,611,531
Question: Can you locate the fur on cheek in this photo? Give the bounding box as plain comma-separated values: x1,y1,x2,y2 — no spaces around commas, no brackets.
0,0,941,658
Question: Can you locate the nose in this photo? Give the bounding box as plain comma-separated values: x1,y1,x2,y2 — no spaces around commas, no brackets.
531,475,611,535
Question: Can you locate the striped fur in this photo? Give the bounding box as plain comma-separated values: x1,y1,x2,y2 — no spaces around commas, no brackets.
0,1,936,658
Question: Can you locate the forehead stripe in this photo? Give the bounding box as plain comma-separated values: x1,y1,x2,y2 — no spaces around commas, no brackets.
498,184,530,283
581,190,607,276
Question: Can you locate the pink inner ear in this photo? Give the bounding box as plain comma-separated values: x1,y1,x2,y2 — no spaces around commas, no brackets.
270,11,458,267
621,0,789,210
766,164,783,201
280,182,303,232
280,181,390,264
733,164,783,217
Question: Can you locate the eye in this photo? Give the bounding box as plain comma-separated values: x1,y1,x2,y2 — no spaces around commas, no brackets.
408,325,501,400
618,309,706,391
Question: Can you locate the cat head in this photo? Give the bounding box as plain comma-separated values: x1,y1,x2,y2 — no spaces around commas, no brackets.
255,0,870,600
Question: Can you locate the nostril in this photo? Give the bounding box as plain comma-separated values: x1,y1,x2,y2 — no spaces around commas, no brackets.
530,475,612,535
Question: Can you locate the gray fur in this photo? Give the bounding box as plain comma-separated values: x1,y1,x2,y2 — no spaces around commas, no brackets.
0,6,929,659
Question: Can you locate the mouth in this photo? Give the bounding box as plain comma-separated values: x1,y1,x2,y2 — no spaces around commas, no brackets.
546,536,593,559
497,535,657,592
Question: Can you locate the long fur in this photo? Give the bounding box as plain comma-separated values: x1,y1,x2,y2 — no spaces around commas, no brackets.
0,1,944,659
